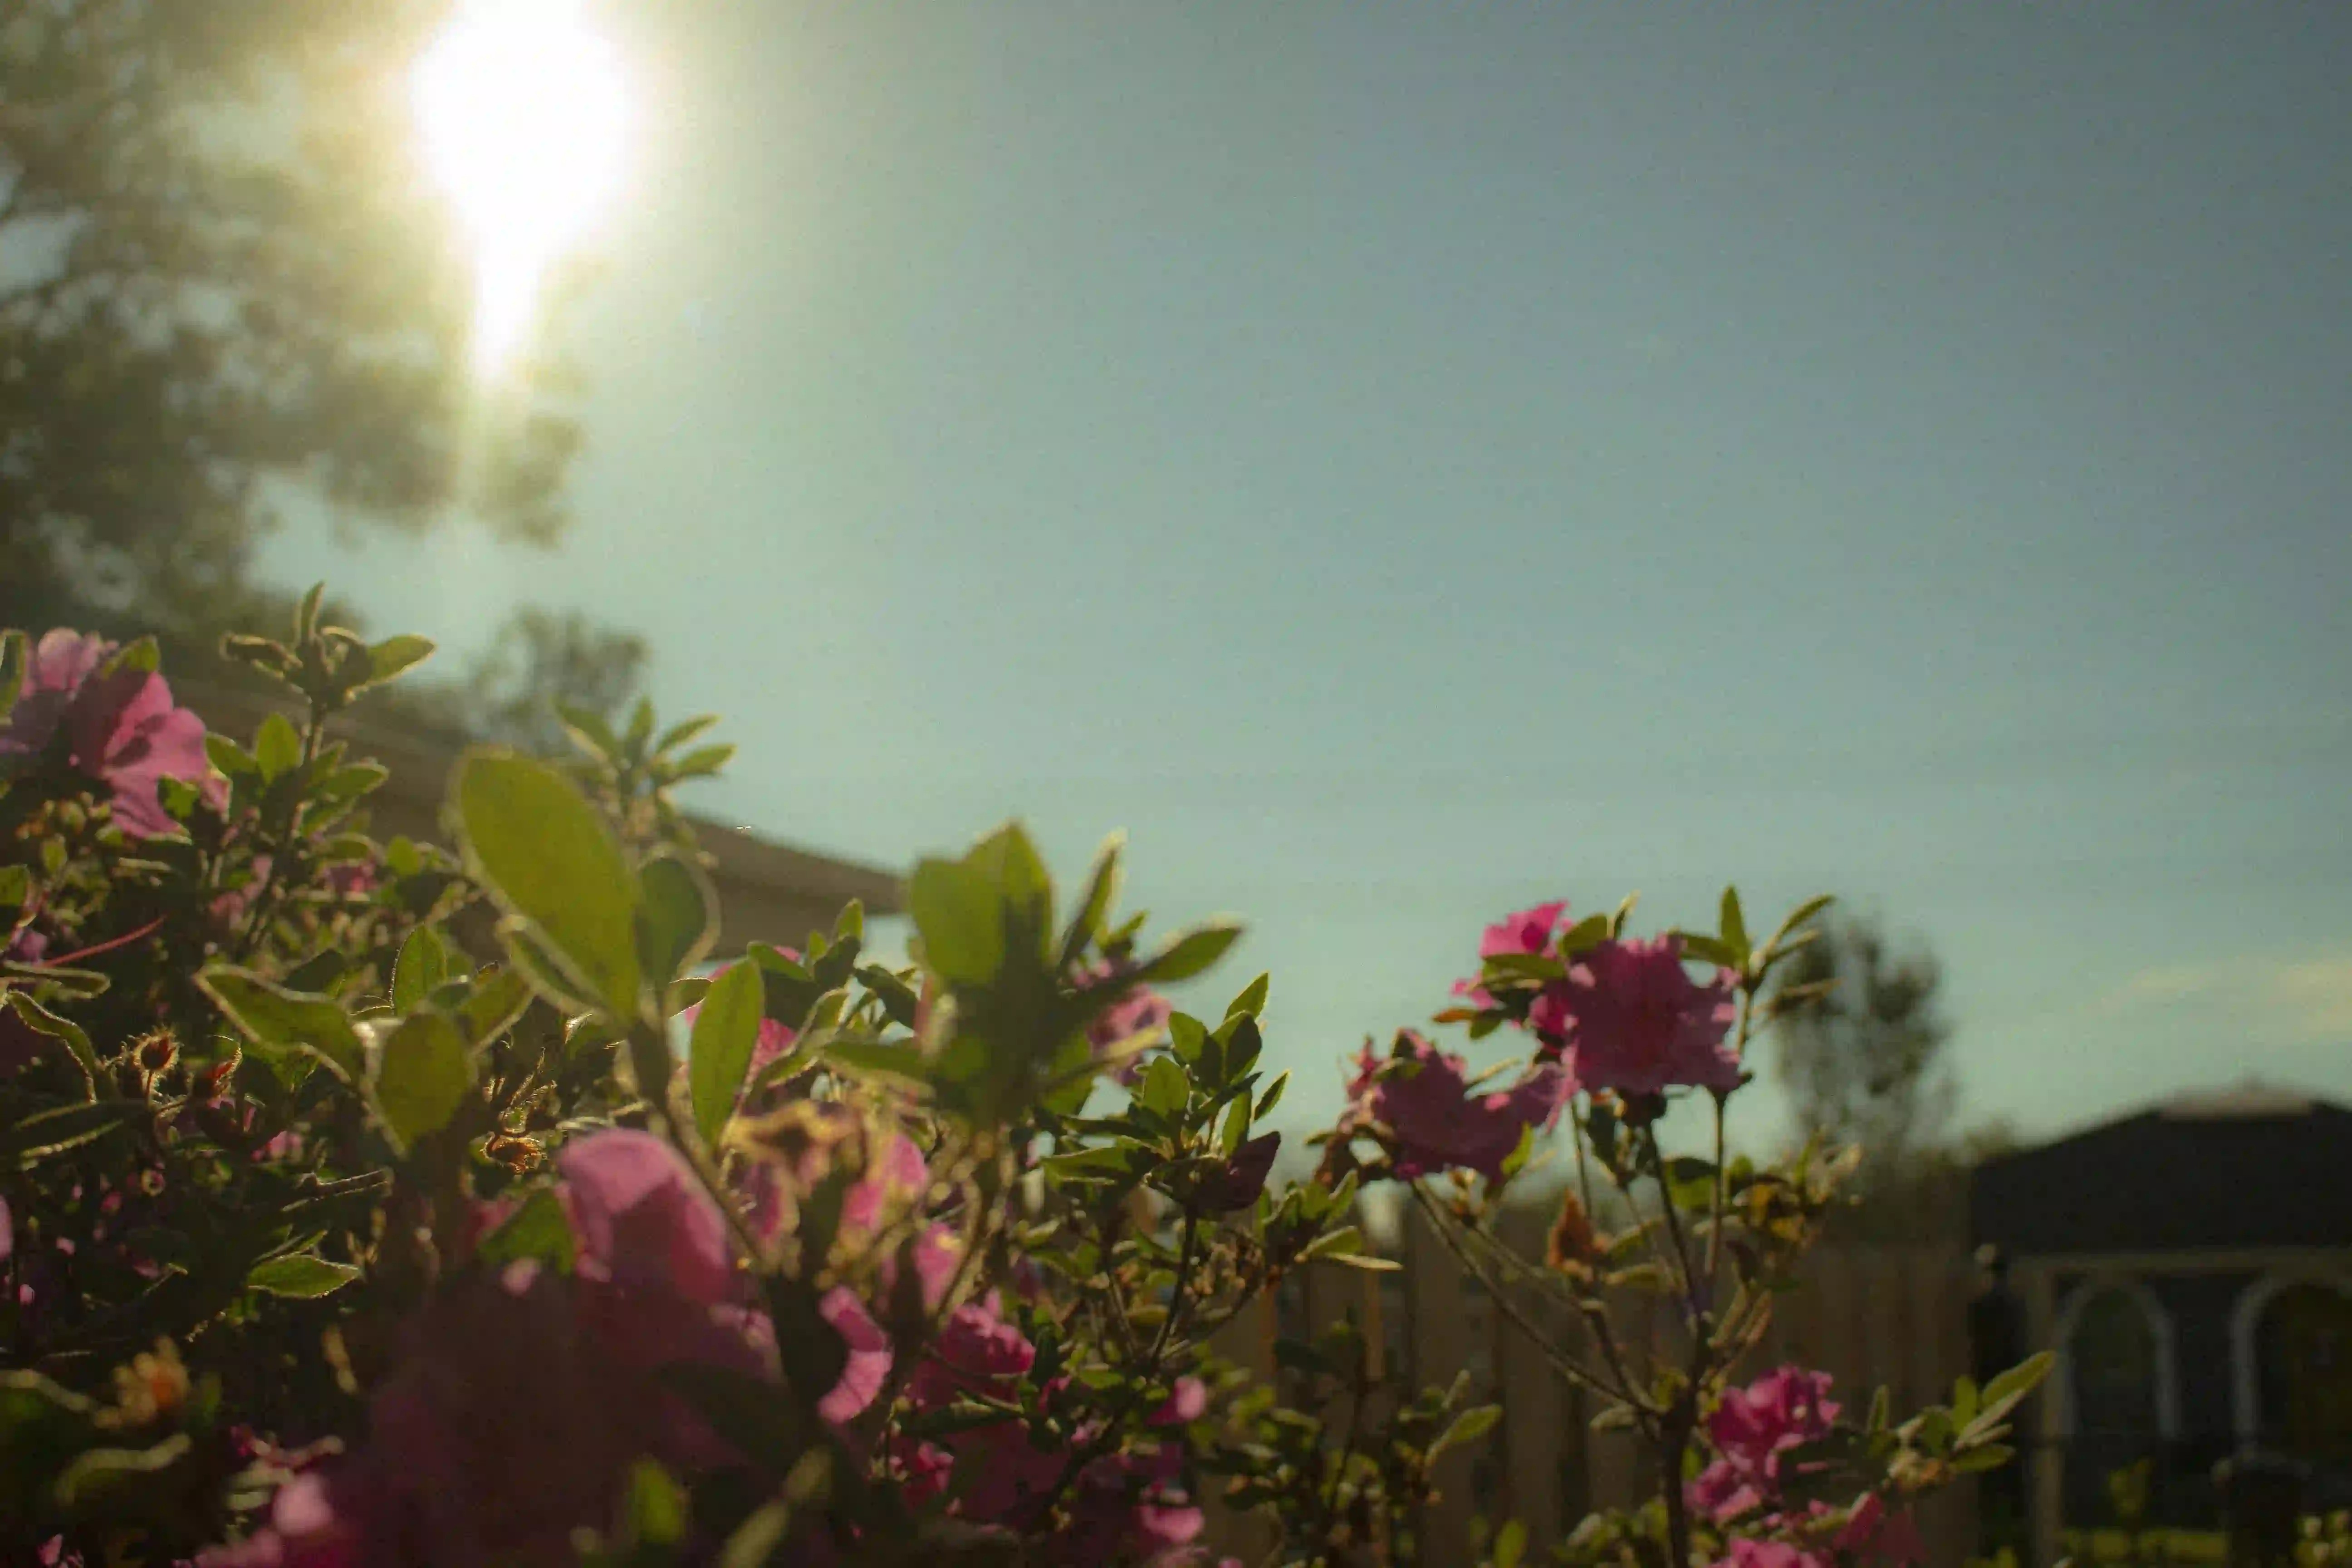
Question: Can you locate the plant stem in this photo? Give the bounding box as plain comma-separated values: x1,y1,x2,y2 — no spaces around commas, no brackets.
1407,1183,1639,1410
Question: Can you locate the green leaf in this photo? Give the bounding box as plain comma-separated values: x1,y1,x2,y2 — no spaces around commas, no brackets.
1137,1055,1189,1117
821,1039,931,1087
499,924,596,1014
1678,933,1740,969
636,854,720,985
1718,886,1750,964
391,926,455,1014
254,712,302,782
621,1458,690,1545
2,1100,141,1169
1493,1519,1528,1568
0,864,31,909
655,714,721,754
1059,831,1125,967
296,582,326,640
556,701,624,761
833,900,864,943
666,743,735,781
1224,972,1271,1021
1432,1404,1502,1457
1132,921,1244,985
456,966,535,1047
1762,894,1837,959
3,992,103,1089
1952,1443,2016,1474
454,751,642,1019
246,1253,362,1299
907,857,1005,985
1966,1351,2054,1437
1255,1069,1289,1121
0,629,24,718
476,1188,577,1273
372,1011,473,1151
199,968,365,1083
689,961,765,1148
355,635,435,692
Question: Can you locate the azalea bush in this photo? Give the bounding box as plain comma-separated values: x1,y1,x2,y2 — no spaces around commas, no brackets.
0,598,2046,1567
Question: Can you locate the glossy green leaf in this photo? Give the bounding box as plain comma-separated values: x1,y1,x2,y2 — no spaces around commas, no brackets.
1224,972,1270,1021
454,751,642,1018
688,960,764,1148
391,926,454,1013
254,713,301,782
907,857,1004,985
636,853,719,985
1059,831,1125,966
1719,886,1750,964
372,1011,472,1151
1132,921,1243,985
246,1253,362,1299
1137,1055,1189,1117
356,635,435,692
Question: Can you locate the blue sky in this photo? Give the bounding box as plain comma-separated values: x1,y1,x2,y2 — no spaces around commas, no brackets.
262,3,2352,1151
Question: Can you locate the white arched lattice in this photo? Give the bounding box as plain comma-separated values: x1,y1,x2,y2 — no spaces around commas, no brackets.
2229,1268,2352,1454
2052,1274,2182,1441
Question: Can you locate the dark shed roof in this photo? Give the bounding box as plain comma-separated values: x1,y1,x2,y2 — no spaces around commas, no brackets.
1970,1083,2352,1258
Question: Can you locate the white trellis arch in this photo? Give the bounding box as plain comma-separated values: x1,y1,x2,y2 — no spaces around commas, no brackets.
2229,1267,2352,1454
2052,1273,2182,1440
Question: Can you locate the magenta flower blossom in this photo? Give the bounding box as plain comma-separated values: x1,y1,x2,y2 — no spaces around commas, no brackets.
1688,1367,1842,1524
557,1128,738,1308
206,1136,784,1566
1196,1130,1280,1212
1341,1030,1569,1181
0,631,222,838
818,1285,894,1424
1710,1542,1827,1568
1451,900,1570,1008
1534,936,1740,1096
1835,1494,1926,1566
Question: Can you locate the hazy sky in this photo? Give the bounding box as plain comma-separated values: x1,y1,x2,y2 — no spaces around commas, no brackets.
263,3,2352,1150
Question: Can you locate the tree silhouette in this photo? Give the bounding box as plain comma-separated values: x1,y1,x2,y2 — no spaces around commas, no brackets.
1771,914,1959,1198
0,2,640,737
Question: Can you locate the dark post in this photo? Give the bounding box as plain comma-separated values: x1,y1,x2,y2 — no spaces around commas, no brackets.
2214,1453,2307,1568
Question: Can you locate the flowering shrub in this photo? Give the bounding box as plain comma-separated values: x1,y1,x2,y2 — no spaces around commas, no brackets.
0,599,2047,1566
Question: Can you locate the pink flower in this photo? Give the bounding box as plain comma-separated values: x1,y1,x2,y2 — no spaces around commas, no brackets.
1836,1494,1926,1566
906,1290,1036,1410
556,1128,738,1307
1076,960,1174,1083
208,1139,780,1565
1152,1377,1209,1426
1688,1367,1842,1524
1342,1030,1569,1181
1452,900,1570,1007
1537,936,1740,1095
840,1132,927,1236
1196,1130,1280,1211
0,631,222,838
1710,1543,1827,1568
817,1285,893,1425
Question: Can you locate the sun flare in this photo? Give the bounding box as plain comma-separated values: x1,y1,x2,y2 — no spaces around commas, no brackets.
412,0,632,373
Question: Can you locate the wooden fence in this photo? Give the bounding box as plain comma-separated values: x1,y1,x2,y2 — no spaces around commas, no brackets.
1206,1202,1980,1566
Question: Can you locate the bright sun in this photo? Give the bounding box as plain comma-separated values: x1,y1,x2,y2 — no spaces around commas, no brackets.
412,0,632,373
